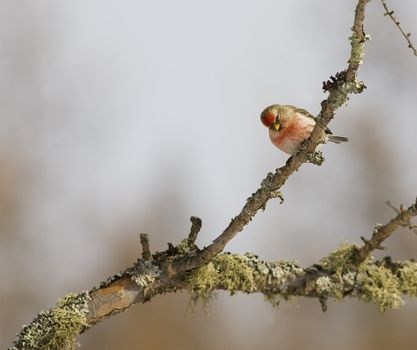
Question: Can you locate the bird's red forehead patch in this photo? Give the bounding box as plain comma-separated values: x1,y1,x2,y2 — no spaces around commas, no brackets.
261,112,275,127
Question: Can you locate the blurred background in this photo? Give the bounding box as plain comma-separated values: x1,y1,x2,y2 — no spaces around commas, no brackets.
1,1,417,349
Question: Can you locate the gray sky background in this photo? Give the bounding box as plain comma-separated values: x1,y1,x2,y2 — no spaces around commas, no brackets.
1,1,417,349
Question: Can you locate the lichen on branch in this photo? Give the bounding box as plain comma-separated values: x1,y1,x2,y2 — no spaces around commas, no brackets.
10,1,417,349
9,292,90,350
184,249,417,313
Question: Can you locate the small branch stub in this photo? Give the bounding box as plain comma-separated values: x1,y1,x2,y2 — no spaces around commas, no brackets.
140,233,151,261
188,216,202,246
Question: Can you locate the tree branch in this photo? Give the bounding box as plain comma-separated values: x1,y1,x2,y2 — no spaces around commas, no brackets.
184,252,417,313
173,6,363,282
11,1,402,349
353,198,417,264
9,195,417,350
380,0,417,56
165,0,370,277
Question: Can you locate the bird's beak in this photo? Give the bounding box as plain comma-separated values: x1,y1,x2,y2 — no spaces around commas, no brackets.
271,122,281,131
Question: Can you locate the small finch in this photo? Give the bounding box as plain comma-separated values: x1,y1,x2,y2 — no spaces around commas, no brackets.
260,104,348,155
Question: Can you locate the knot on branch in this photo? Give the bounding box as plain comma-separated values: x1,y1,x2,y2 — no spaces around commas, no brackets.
322,70,347,92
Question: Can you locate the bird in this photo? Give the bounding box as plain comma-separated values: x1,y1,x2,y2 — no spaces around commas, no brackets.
260,104,348,155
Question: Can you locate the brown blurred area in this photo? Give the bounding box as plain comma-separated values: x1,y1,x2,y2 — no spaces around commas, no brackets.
2,1,417,349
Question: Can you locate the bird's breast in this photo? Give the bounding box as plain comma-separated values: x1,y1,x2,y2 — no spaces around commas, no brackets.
269,116,315,154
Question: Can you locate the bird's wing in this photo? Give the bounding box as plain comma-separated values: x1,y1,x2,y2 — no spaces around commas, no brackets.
293,107,316,120
293,107,333,135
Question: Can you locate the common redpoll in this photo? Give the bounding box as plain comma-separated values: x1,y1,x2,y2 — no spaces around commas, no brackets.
260,104,348,155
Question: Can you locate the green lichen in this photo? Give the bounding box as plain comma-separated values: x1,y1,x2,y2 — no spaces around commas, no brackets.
306,150,325,165
315,276,332,293
253,259,302,306
186,259,218,308
357,261,403,312
319,244,408,311
317,244,365,302
398,261,417,296
186,254,256,307
315,276,344,300
349,33,366,68
9,291,91,350
320,243,358,276
356,259,417,311
176,238,195,255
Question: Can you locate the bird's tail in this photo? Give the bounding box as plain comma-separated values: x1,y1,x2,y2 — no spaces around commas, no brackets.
328,135,348,144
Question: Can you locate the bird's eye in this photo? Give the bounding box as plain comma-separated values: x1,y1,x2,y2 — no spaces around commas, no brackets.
261,112,275,127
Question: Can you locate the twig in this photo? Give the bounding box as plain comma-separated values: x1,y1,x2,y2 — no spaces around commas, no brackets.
386,200,400,214
380,0,417,56
354,198,417,264
386,201,417,234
